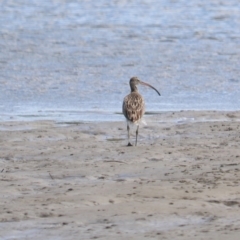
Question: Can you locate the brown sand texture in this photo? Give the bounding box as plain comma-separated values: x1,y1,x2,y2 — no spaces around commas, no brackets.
0,111,240,240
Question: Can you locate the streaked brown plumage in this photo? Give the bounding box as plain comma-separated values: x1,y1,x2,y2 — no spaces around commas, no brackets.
123,92,145,123
122,77,160,146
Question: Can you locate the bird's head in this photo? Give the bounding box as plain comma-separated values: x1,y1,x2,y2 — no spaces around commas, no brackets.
129,76,161,96
130,76,141,86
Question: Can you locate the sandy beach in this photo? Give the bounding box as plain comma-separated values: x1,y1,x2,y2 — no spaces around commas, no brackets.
0,110,240,239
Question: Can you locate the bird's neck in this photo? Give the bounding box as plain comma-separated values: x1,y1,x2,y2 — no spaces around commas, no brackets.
130,84,138,92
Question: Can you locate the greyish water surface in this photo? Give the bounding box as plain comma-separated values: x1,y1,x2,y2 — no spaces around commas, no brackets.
0,0,240,122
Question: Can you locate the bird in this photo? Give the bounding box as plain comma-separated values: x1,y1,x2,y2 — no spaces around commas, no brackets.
122,76,160,146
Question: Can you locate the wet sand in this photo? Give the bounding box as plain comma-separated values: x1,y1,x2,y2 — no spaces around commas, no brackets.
1,111,240,240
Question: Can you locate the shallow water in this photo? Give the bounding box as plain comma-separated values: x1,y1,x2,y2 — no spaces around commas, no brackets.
0,0,240,121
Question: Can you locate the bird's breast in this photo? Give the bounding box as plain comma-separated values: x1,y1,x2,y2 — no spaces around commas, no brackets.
122,92,145,123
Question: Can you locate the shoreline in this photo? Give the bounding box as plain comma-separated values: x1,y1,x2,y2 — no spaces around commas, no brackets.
1,110,240,239
1,109,240,124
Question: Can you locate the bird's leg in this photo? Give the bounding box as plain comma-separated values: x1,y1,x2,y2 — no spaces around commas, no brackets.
135,125,139,146
127,124,133,146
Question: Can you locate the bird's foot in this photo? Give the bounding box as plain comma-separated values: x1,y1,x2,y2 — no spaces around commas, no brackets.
127,142,133,147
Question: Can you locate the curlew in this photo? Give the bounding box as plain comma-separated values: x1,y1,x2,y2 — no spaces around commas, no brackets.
122,76,160,146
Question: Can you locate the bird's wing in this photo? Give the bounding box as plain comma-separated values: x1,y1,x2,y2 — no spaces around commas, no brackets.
122,93,145,123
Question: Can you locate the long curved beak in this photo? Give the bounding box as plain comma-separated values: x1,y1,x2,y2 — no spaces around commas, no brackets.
140,81,161,96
